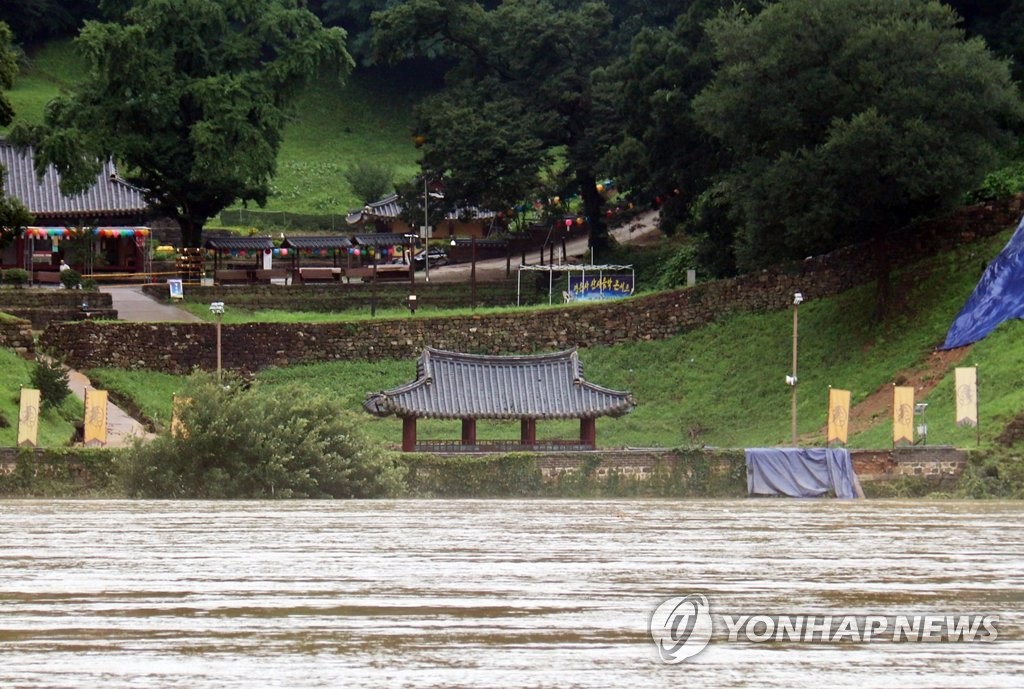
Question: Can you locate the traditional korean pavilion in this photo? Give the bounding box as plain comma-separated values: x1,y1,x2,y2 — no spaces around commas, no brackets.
364,347,636,452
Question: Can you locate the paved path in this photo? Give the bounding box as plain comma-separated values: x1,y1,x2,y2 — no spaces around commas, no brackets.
103,285,202,322
53,287,197,448
66,369,155,447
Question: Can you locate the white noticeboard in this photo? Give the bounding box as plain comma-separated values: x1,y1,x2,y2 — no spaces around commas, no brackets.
168,279,184,300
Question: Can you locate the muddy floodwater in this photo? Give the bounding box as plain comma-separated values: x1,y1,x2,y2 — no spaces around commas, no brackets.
1,499,1021,688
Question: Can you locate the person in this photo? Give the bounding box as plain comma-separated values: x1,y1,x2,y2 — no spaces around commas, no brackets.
59,260,70,272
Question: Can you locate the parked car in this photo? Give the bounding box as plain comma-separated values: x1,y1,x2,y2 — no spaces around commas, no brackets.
413,247,449,268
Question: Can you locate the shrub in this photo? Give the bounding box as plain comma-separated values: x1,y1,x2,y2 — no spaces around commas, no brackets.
2,268,29,286
118,373,406,498
59,269,82,290
30,358,72,409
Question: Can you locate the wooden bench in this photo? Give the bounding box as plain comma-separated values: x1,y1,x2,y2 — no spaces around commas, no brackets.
214,269,251,285
343,267,374,283
34,271,62,285
298,267,339,284
252,269,288,284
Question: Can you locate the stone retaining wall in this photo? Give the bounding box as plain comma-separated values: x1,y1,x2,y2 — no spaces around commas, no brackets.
0,315,34,354
0,290,117,329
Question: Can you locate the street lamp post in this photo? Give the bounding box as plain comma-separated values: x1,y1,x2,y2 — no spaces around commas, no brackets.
788,292,803,445
209,301,225,381
423,176,430,283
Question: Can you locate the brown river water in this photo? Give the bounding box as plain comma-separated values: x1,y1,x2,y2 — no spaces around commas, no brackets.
0,499,1021,688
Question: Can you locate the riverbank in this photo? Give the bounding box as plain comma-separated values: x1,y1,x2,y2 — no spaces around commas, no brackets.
0,445,972,499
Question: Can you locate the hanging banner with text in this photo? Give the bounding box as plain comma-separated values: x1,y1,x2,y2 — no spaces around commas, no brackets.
827,388,851,446
567,274,634,301
84,389,108,447
17,388,40,447
893,386,915,446
955,367,978,428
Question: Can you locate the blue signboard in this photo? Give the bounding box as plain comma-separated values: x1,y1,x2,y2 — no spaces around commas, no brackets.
567,274,634,301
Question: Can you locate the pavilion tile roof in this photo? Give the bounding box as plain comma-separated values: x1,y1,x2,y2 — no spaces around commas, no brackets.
345,193,497,225
280,235,352,250
0,139,149,219
364,347,636,420
353,232,410,248
204,236,275,251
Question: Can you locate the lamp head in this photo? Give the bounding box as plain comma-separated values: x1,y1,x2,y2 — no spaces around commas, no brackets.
793,292,804,305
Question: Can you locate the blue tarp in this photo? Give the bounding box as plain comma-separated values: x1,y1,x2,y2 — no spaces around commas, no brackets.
941,215,1024,350
745,448,859,499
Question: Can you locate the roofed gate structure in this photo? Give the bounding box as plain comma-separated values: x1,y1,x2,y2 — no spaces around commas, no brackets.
364,347,635,452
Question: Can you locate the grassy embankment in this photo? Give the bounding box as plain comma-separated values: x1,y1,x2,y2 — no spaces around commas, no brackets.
2,41,424,217
87,227,1024,454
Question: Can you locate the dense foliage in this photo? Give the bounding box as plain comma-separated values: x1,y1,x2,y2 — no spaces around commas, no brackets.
692,0,1023,306
0,22,33,241
10,0,353,247
372,0,617,250
30,358,71,409
118,374,406,498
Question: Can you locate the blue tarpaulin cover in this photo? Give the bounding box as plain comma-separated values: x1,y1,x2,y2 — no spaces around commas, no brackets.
745,448,859,499
941,215,1024,350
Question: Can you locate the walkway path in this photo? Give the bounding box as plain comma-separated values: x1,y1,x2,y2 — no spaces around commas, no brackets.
56,286,199,448
102,285,203,322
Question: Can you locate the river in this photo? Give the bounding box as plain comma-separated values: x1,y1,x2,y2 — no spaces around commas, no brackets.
0,499,1020,688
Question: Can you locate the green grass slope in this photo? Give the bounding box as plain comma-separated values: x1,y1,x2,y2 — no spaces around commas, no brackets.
3,42,423,215
0,348,81,447
87,227,1024,452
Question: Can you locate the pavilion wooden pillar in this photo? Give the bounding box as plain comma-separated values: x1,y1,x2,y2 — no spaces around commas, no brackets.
461,418,477,446
520,418,536,445
402,416,417,452
580,417,596,448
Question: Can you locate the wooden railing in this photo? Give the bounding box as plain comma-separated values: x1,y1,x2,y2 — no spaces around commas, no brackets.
413,439,595,453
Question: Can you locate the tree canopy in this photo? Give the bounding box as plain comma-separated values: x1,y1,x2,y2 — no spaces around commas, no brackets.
691,0,1023,295
10,0,352,247
372,0,617,251
0,21,33,240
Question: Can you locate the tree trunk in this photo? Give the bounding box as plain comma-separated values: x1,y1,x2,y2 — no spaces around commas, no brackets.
576,169,608,255
178,216,204,249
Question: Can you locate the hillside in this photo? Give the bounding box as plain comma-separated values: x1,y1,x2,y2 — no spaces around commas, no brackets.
80,221,1024,459
2,41,426,216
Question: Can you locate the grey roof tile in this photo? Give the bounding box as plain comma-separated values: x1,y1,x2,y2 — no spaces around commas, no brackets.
280,235,352,250
0,139,149,218
204,236,275,251
364,347,636,420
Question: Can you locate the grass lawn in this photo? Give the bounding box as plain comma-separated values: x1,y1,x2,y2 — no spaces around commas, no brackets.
0,348,81,447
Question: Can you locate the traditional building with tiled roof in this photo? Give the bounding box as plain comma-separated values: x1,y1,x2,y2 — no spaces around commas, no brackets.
1,139,153,274
364,347,636,451
346,193,498,240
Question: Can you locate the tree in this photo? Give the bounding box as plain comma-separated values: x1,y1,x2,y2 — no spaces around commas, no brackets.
0,22,32,244
343,159,395,204
119,374,406,499
10,0,353,248
596,1,761,215
372,0,617,251
692,0,1023,309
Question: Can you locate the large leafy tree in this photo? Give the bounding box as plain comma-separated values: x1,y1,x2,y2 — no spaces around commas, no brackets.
372,0,617,251
692,0,1023,308
11,0,352,247
0,21,33,241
